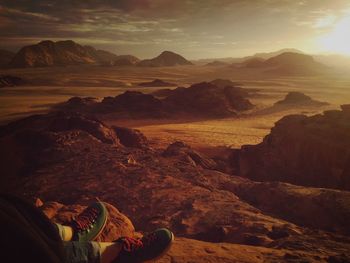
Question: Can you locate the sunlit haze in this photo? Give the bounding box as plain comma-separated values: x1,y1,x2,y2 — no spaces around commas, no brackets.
0,0,350,59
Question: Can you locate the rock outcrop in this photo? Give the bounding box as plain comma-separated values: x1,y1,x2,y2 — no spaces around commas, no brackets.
138,51,193,67
0,112,121,179
98,91,166,118
163,82,254,117
231,105,350,190
56,81,254,119
274,92,328,107
163,141,216,169
112,126,148,148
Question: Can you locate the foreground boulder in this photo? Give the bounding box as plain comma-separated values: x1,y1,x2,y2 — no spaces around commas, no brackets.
0,112,120,180
231,106,350,190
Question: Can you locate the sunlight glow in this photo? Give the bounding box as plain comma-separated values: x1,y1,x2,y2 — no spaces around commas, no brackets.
318,16,350,55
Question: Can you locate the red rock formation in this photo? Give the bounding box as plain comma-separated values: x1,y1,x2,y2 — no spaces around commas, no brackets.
231,106,350,190
164,82,254,117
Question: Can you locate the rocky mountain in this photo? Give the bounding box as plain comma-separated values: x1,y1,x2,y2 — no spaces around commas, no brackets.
138,51,193,67
9,40,119,67
0,49,15,67
0,111,350,262
230,105,350,190
138,79,177,87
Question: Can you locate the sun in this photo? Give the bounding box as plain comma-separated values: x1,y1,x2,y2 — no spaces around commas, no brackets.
317,16,350,55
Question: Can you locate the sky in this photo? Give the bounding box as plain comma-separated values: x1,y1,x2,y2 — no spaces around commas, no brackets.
0,0,350,59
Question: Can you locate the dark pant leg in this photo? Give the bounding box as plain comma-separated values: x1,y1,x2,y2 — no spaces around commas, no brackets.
0,194,65,263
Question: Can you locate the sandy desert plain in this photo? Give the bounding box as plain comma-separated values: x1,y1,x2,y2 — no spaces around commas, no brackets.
1,64,348,149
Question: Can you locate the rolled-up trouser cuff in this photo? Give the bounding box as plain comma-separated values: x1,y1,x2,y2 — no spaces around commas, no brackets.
63,241,101,263
55,223,65,241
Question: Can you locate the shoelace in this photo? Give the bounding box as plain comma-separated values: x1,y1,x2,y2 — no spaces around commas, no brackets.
71,207,99,232
121,237,144,252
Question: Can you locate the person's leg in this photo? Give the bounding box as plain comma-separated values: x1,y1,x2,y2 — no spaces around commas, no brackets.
56,223,73,241
62,228,174,263
0,194,64,263
99,242,122,263
55,201,108,242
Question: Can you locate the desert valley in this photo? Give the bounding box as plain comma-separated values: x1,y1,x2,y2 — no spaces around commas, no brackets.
1,38,350,262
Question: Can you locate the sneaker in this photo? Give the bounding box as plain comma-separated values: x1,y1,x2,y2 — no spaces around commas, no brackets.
114,228,174,263
69,201,108,242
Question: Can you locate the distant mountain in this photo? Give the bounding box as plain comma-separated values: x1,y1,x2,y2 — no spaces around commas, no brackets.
205,60,229,66
138,51,193,67
9,40,119,67
240,57,265,68
252,48,304,60
0,49,15,67
195,49,304,65
262,52,327,75
138,79,177,87
113,55,140,66
275,92,328,107
84,45,119,64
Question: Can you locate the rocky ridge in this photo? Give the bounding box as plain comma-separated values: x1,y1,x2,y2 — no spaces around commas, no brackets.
1,111,349,262
56,81,254,118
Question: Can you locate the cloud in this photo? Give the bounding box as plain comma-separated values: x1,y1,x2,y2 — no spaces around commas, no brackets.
1,0,350,58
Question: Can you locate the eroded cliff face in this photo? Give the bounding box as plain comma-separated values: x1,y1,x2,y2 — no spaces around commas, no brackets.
231,105,350,190
1,111,350,262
